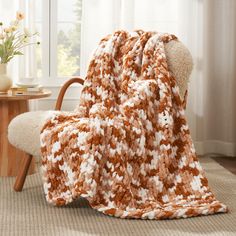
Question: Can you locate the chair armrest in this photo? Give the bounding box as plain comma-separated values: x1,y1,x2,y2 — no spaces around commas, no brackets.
55,77,84,110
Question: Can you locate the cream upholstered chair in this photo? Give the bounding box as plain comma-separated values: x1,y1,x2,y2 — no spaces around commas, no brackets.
8,40,193,192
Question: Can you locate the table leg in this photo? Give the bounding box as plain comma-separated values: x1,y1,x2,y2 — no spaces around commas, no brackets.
0,100,35,177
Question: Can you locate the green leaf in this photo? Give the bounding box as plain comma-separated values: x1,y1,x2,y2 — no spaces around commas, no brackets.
13,51,24,56
5,56,14,63
0,44,3,57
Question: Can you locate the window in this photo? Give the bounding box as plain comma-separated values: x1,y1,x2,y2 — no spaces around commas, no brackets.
35,0,82,85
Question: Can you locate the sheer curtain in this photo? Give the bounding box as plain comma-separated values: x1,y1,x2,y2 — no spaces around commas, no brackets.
81,0,236,156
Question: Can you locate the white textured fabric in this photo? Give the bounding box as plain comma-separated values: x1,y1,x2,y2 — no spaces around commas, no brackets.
80,0,236,156
8,111,58,157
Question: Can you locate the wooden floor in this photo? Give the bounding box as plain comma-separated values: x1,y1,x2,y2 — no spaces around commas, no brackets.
211,156,236,175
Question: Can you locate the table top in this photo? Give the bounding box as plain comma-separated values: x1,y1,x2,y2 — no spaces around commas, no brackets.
0,90,51,101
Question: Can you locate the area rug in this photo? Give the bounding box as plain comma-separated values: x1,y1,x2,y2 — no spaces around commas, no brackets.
0,157,235,236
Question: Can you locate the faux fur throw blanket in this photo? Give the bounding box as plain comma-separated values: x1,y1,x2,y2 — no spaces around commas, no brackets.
41,30,228,219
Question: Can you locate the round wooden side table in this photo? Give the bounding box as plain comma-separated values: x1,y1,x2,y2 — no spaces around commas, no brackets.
0,90,51,176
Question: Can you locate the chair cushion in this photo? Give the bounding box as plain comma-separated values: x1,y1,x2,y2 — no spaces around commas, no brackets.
8,111,57,157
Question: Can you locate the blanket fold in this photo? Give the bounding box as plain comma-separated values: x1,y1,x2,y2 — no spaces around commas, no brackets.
40,30,228,219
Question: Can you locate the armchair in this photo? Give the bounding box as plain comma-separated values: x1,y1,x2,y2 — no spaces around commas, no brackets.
8,40,193,192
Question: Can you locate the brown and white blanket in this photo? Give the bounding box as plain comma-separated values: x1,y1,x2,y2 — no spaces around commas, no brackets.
40,30,228,219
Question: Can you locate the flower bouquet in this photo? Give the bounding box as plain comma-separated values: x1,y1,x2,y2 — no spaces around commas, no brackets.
0,11,39,92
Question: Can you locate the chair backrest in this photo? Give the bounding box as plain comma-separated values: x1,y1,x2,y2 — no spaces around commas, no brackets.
165,40,193,101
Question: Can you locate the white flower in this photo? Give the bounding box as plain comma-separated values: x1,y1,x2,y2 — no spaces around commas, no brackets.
10,20,19,27
24,27,31,37
22,36,29,43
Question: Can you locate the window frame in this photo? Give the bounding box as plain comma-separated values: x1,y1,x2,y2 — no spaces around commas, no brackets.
39,0,81,87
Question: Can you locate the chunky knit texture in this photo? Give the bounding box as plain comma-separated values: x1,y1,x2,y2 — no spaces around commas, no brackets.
40,30,228,219
8,37,192,158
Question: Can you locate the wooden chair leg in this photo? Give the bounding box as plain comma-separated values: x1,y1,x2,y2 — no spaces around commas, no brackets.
14,154,33,192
